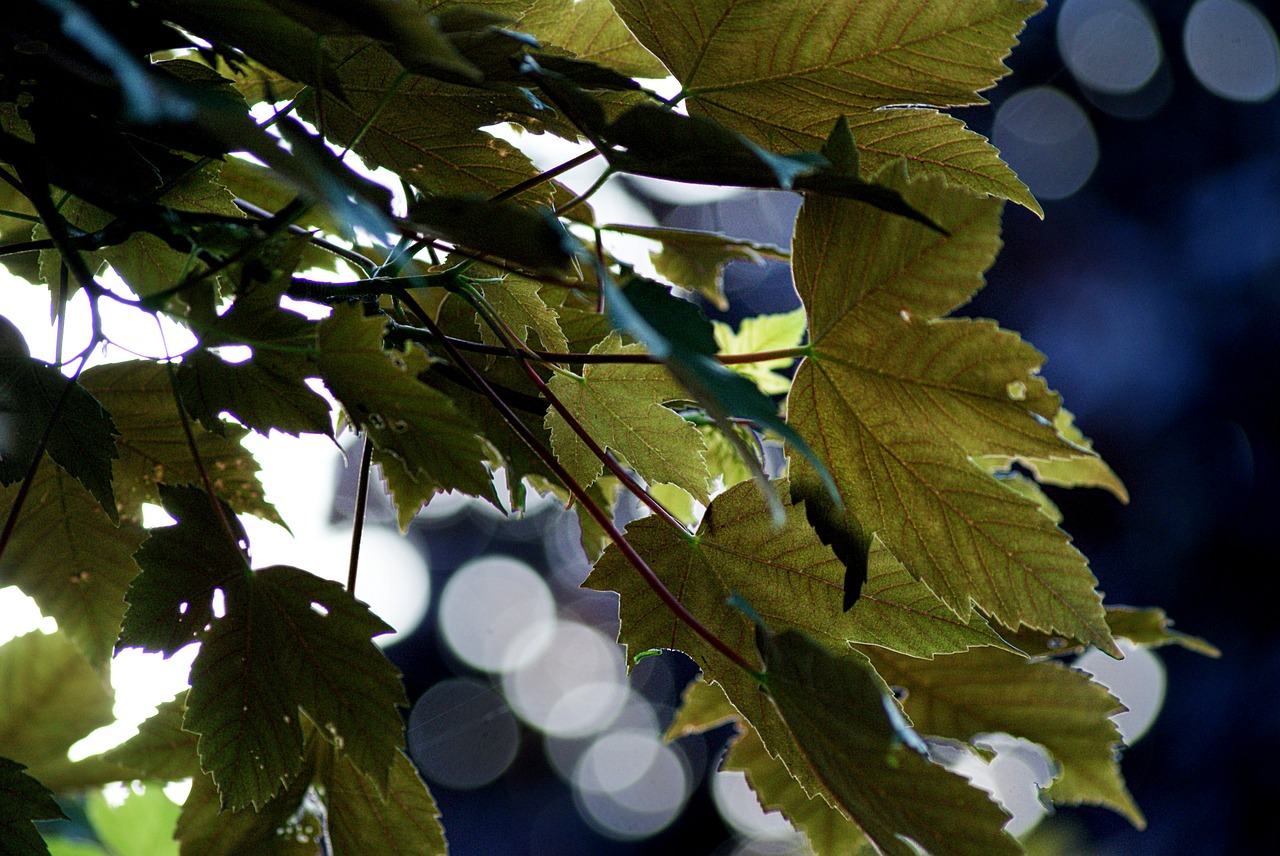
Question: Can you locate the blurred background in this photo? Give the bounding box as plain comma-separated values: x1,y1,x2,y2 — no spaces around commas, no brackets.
3,0,1277,853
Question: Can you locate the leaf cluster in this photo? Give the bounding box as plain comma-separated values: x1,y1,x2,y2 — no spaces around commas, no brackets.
0,1,1215,854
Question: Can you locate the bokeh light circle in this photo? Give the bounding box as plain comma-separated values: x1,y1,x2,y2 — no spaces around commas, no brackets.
1058,0,1163,94
573,731,690,840
438,556,555,673
408,677,520,790
993,87,1099,200
1184,0,1280,103
711,768,797,841
502,619,628,737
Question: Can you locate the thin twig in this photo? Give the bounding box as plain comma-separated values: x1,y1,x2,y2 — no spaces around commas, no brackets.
395,291,757,674
347,436,374,594
489,149,603,204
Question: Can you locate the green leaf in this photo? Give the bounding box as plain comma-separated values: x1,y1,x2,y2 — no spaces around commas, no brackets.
979,408,1129,503
667,678,873,856
471,275,570,355
318,744,447,856
518,0,668,78
714,308,807,395
545,333,710,501
587,479,1010,822
758,627,1020,856
611,0,1043,212
317,306,497,515
103,692,200,781
0,357,120,522
0,632,115,792
175,349,333,438
86,784,181,856
0,756,66,856
788,164,1117,654
117,483,250,657
864,645,1144,827
405,197,577,270
0,462,145,667
602,224,788,310
80,361,282,526
184,565,406,809
620,275,718,356
1103,607,1220,657
44,838,111,856
175,766,322,856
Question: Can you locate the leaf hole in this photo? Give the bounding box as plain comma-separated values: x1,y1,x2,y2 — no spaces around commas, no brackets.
310,602,330,617
889,685,909,701
212,588,226,619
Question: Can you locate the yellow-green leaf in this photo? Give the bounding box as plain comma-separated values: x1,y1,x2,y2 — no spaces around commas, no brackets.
519,0,667,78
317,306,496,518
545,333,710,501
714,308,807,395
980,407,1129,503
611,0,1043,211
864,645,1144,827
80,361,282,526
0,462,145,667
788,165,1116,654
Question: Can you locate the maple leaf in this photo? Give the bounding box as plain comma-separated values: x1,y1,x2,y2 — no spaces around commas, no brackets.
610,0,1044,212
317,743,447,856
0,755,67,856
0,461,144,667
713,308,807,395
0,631,125,792
80,361,282,526
0,356,119,521
103,692,200,782
519,0,667,78
317,305,496,523
787,163,1117,653
545,332,710,501
864,645,1145,826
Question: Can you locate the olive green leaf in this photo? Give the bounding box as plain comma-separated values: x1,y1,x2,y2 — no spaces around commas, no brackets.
103,691,200,781
0,632,117,792
317,305,497,521
668,677,874,856
317,743,447,856
0,356,119,521
545,333,710,501
1005,606,1220,660
175,765,322,856
519,0,667,78
0,462,144,667
0,756,66,856
979,408,1129,503
611,0,1043,212
80,361,283,527
788,164,1116,654
864,645,1144,826
184,564,407,809
602,224,789,310
758,627,1020,856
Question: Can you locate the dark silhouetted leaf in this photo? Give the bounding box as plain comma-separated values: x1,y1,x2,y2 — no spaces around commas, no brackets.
318,743,447,856
0,357,119,521
0,756,67,856
118,483,250,657
184,564,405,809
405,196,577,270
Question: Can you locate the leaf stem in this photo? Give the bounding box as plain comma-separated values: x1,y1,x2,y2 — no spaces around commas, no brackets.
347,436,374,595
490,149,602,204
395,292,755,673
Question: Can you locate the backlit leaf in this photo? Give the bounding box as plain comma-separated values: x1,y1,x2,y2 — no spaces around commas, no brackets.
519,0,667,77
472,275,570,355
864,645,1144,826
80,361,282,526
184,564,405,809
85,784,181,856
317,306,496,516
759,627,1020,856
0,632,115,792
319,744,447,856
103,692,200,781
545,333,710,501
0,462,144,667
1006,606,1220,660
175,765,322,856
611,0,1042,211
788,164,1116,653
980,407,1129,503
176,349,333,438
667,677,874,856
714,308,807,395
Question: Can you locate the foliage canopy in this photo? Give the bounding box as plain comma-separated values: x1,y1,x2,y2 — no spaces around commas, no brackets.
0,0,1215,853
